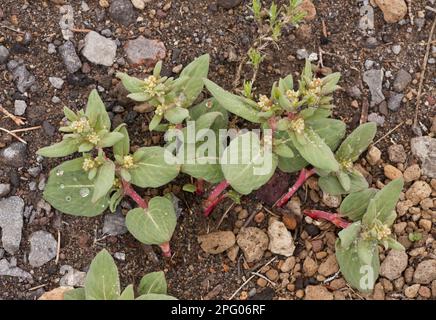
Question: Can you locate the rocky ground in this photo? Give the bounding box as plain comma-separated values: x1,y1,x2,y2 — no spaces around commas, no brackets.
0,0,435,300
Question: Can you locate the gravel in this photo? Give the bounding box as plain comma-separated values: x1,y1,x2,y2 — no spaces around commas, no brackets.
0,196,25,254
58,41,82,73
0,142,27,168
109,0,136,26
124,36,166,67
236,227,269,263
82,31,117,67
0,45,9,64
410,136,436,178
14,100,27,116
48,76,64,89
102,210,128,236
393,69,412,92
28,231,58,267
267,220,295,257
363,69,385,106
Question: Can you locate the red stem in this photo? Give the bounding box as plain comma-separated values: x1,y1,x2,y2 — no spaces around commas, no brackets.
122,180,148,209
196,179,204,196
204,194,228,217
303,209,351,229
274,167,316,208
159,242,171,257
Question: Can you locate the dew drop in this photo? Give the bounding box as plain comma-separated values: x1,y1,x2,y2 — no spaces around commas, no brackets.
60,184,65,189
65,196,72,202
79,187,90,198
56,170,64,176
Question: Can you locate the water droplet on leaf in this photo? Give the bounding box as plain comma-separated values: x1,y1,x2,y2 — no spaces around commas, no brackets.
79,188,90,198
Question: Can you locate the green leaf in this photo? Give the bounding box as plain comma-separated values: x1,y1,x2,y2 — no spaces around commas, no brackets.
127,92,149,102
203,79,262,123
164,107,189,124
182,184,196,193
306,118,346,151
372,178,404,223
336,123,377,162
86,89,111,130
136,293,177,300
274,143,294,158
178,54,210,107
129,147,180,188
221,132,277,195
100,132,124,148
192,111,223,137
338,222,361,249
357,239,374,265
290,129,339,172
78,142,94,153
63,106,78,121
386,238,405,251
335,239,379,293
125,196,177,245
149,114,163,131
362,199,377,226
138,271,168,295
63,288,86,300
84,249,120,300
337,170,351,191
182,162,224,184
116,72,145,93
318,171,368,196
37,138,79,158
189,98,229,131
109,189,123,213
339,188,378,221
118,285,135,300
92,161,115,203
153,61,162,77
43,160,109,217
113,124,130,157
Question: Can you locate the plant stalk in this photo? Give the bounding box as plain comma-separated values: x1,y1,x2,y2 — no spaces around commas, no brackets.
303,209,351,229
274,167,316,207
122,180,148,209
203,180,230,216
196,178,204,195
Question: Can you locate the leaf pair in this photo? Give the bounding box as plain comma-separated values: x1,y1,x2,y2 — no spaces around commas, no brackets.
335,179,405,292
318,122,377,195
64,249,176,300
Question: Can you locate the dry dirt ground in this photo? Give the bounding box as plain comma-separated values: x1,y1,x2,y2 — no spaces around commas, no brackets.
0,0,435,300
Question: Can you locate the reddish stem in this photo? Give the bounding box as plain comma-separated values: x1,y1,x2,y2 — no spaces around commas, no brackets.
274,167,316,208
203,180,230,216
122,180,148,209
303,209,351,229
203,194,228,217
196,179,204,196
159,242,172,257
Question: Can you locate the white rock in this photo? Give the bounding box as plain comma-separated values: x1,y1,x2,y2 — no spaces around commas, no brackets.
82,31,117,67
267,220,295,257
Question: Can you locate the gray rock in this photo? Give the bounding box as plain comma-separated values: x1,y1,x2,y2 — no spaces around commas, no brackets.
411,136,436,178
393,69,412,92
114,252,126,261
268,220,295,257
109,0,136,26
368,112,385,126
392,44,401,55
81,1,90,12
380,250,408,280
296,48,309,60
101,29,112,37
413,259,436,284
0,196,24,254
7,61,36,93
14,100,27,116
359,4,374,31
49,77,64,89
102,210,127,235
82,31,117,67
58,41,82,73
59,265,86,287
0,45,9,64
124,36,166,67
387,92,403,111
388,144,407,163
415,17,425,31
0,259,32,280
48,43,56,54
347,86,362,98
0,142,27,167
28,231,58,267
52,96,61,104
0,184,10,198
217,0,242,9
363,69,385,106
236,227,269,263
365,36,378,49
364,59,374,70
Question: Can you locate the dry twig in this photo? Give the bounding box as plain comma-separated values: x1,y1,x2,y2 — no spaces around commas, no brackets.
413,16,436,134
372,121,405,146
0,105,25,126
0,127,27,144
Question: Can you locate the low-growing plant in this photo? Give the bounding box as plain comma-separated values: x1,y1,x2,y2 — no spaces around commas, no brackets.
117,54,210,131
303,179,405,292
64,249,176,300
37,90,180,256
202,60,346,214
